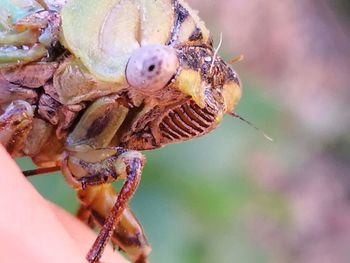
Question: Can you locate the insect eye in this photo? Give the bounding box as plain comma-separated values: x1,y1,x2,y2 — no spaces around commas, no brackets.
126,45,179,92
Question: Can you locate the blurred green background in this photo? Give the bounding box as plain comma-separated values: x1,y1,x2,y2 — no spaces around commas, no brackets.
18,0,350,262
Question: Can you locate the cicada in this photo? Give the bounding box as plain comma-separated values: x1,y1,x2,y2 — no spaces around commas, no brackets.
0,0,242,262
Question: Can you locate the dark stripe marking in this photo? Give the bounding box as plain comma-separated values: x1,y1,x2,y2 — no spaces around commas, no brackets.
159,122,181,140
183,103,211,128
163,116,190,138
169,111,197,136
176,106,204,133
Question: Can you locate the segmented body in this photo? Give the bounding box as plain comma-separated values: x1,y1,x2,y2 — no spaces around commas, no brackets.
0,2,239,157
0,1,241,262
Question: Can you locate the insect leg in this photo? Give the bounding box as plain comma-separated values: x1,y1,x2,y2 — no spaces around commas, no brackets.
86,153,143,263
77,185,151,263
23,166,61,177
61,96,147,261
61,148,146,262
0,100,33,156
62,148,141,188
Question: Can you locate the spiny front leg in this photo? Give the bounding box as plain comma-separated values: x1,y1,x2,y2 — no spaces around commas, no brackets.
77,185,151,263
62,95,148,262
87,156,143,263
86,156,143,263
62,147,146,262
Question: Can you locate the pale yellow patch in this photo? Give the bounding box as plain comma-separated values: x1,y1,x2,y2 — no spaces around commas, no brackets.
173,69,206,108
222,82,242,113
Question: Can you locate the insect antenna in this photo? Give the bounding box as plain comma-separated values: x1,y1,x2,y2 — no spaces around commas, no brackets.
228,112,274,142
23,166,61,177
210,32,223,73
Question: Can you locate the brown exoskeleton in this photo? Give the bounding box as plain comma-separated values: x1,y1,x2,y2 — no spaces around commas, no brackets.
0,0,242,262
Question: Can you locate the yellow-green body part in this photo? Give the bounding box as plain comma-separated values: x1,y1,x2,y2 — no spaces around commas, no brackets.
0,1,242,262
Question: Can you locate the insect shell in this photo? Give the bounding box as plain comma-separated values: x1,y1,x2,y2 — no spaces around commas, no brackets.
0,0,242,262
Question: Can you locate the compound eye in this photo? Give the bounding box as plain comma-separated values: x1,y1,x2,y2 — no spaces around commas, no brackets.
126,45,179,92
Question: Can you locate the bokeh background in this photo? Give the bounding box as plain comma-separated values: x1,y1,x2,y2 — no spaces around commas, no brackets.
18,0,350,262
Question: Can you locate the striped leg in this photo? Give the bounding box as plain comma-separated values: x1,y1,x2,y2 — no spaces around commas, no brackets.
77,185,151,263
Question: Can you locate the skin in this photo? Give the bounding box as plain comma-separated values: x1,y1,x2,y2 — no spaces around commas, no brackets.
0,145,127,263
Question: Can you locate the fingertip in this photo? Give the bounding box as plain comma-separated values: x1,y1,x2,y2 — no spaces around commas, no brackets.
0,146,85,262
0,145,127,263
